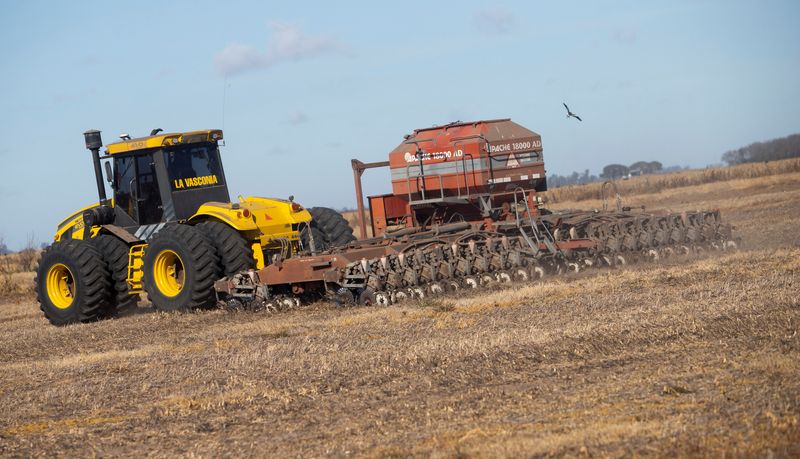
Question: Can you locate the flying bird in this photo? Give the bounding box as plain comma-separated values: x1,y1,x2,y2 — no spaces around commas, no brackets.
563,103,582,122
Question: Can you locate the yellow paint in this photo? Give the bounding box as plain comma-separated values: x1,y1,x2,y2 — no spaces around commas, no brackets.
191,197,312,259
191,197,311,236
252,242,265,269
152,250,184,297
53,199,114,242
46,263,75,309
105,129,223,155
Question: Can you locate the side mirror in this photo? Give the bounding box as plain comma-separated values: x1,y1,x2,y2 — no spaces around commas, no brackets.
104,161,113,183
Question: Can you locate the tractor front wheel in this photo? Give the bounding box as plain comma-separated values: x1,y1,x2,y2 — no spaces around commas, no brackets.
35,239,113,325
143,225,221,311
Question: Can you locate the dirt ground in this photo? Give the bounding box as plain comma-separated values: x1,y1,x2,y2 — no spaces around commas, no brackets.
1,172,798,457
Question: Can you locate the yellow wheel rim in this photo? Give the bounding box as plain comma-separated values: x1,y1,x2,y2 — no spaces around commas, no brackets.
153,250,185,297
46,263,75,309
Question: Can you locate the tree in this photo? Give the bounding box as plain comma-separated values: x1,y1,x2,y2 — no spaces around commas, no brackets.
629,161,664,175
601,164,629,179
17,232,39,271
547,169,600,188
648,161,663,172
722,133,800,165
629,161,649,174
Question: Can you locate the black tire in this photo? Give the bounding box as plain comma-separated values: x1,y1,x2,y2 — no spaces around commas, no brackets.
143,224,222,311
196,220,254,277
299,221,331,253
309,207,357,248
90,234,140,314
35,239,114,326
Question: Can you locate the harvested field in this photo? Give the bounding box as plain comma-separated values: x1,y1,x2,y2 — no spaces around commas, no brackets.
1,168,799,457
542,157,800,205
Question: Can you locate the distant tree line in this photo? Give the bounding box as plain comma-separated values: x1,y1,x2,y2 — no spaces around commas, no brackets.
721,133,800,165
599,161,663,179
548,169,598,188
549,160,665,187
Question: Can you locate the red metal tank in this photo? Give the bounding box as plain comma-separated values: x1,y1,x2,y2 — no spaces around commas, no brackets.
352,119,551,238
388,119,546,200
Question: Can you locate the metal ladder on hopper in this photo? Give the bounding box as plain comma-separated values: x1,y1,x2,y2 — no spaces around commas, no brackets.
512,188,560,255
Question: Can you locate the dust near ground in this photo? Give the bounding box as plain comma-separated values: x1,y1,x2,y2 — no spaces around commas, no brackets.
1,172,798,457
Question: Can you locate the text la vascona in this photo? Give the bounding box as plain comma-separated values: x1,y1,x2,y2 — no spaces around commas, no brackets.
174,175,219,189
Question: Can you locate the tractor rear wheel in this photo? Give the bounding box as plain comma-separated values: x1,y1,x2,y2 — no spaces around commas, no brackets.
196,220,254,277
35,239,113,325
308,207,357,248
90,234,140,314
143,224,221,311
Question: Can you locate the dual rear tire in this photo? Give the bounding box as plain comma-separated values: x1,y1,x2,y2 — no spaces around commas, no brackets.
301,207,357,252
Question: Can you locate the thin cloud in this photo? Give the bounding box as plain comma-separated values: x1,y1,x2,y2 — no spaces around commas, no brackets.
474,8,515,35
287,111,309,125
77,55,99,66
156,66,174,79
214,22,345,76
611,27,638,45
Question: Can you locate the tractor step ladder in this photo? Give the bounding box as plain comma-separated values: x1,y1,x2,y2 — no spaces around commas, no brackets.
126,243,147,294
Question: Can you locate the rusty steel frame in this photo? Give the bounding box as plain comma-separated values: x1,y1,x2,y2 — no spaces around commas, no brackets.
351,159,390,239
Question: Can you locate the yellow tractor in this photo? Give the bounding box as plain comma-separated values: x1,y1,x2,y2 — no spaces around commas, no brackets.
36,128,355,325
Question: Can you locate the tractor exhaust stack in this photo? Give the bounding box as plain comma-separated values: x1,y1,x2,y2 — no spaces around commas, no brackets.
83,129,109,205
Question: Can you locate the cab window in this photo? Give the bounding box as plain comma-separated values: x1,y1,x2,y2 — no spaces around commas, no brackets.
164,144,225,191
113,155,137,220
136,153,163,224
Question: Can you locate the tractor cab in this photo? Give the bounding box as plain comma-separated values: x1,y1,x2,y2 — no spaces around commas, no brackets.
103,130,229,232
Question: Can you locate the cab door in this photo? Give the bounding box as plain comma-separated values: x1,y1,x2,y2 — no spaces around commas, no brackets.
134,153,163,225
112,155,138,226
112,152,164,229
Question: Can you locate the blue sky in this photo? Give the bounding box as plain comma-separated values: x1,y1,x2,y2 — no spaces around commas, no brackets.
1,0,798,249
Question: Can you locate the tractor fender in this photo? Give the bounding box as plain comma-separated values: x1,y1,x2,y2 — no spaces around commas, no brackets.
190,198,312,234
190,203,259,232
